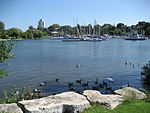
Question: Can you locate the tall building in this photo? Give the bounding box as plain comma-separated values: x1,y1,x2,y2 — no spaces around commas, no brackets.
38,19,45,29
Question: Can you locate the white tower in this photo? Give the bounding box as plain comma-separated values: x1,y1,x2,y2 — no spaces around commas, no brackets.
38,19,45,29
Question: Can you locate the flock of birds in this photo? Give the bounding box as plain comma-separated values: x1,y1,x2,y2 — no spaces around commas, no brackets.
34,62,140,95
124,61,143,68
35,77,132,95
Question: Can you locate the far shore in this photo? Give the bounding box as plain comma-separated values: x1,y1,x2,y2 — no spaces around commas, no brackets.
0,36,50,42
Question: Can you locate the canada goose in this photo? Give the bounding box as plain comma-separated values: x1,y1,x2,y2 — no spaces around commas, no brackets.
103,79,107,87
99,83,104,88
76,79,82,83
106,87,112,91
69,85,76,91
56,78,59,83
76,64,81,68
121,82,131,88
82,82,89,87
68,82,74,87
92,86,99,90
94,78,98,84
125,61,128,65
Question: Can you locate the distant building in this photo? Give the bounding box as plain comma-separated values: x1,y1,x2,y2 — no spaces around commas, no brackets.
38,19,45,29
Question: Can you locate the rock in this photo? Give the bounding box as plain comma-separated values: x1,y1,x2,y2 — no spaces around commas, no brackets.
0,103,23,113
114,87,147,100
18,91,90,113
104,95,124,109
83,90,124,109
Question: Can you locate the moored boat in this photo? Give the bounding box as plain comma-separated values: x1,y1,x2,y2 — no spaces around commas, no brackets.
125,33,147,40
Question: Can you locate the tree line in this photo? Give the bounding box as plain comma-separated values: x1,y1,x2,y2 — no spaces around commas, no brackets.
0,21,150,39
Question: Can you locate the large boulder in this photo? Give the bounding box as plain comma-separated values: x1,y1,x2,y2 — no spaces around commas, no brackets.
114,87,147,100
18,91,90,113
0,103,23,113
83,90,124,109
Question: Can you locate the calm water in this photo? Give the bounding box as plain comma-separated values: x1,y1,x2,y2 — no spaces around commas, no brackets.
0,38,150,97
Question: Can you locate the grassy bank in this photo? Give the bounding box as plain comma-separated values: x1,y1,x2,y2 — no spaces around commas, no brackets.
83,100,150,113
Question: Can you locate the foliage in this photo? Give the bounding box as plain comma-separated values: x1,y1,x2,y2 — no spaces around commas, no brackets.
0,41,14,63
0,21,5,31
7,28,23,39
142,61,150,86
83,100,150,113
0,87,41,104
0,41,14,77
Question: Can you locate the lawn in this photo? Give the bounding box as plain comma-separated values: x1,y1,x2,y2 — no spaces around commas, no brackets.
83,100,150,113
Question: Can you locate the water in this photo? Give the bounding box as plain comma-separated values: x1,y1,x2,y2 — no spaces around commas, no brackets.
0,38,150,97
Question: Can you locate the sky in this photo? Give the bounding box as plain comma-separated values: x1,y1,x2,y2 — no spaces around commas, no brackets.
0,0,150,31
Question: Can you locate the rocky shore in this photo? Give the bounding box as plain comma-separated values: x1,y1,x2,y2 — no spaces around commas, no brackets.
0,87,147,113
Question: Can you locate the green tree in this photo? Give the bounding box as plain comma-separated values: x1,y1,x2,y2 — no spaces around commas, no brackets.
7,28,23,39
0,21,5,31
0,41,14,78
142,61,150,87
117,23,124,29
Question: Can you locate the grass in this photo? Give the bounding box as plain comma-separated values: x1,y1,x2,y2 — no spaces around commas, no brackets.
83,100,150,113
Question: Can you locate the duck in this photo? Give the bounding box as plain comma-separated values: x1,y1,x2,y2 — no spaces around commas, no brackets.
34,89,42,93
39,82,46,86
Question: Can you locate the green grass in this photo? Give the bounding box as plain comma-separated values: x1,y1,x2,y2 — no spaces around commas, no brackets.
83,100,150,113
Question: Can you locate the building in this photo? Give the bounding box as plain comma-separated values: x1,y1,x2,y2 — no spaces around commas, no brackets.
38,19,45,29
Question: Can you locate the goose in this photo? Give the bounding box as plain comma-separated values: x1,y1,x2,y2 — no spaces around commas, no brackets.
92,86,99,90
82,82,89,87
103,79,107,87
68,82,74,87
69,85,76,91
94,78,98,84
76,79,82,83
99,83,104,88
121,82,131,88
76,64,81,68
106,87,112,91
56,78,59,83
125,61,128,65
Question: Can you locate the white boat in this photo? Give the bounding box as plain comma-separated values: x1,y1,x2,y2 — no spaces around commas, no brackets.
125,33,147,40
62,36,81,42
80,37,102,41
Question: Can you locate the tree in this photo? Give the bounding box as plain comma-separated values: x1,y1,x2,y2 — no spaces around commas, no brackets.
117,23,124,29
0,21,5,31
7,28,23,39
0,41,14,78
142,61,150,87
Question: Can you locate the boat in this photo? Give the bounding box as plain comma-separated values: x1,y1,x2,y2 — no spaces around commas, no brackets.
62,36,81,42
125,33,147,40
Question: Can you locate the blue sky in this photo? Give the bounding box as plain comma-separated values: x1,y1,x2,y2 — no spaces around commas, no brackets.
0,0,150,31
